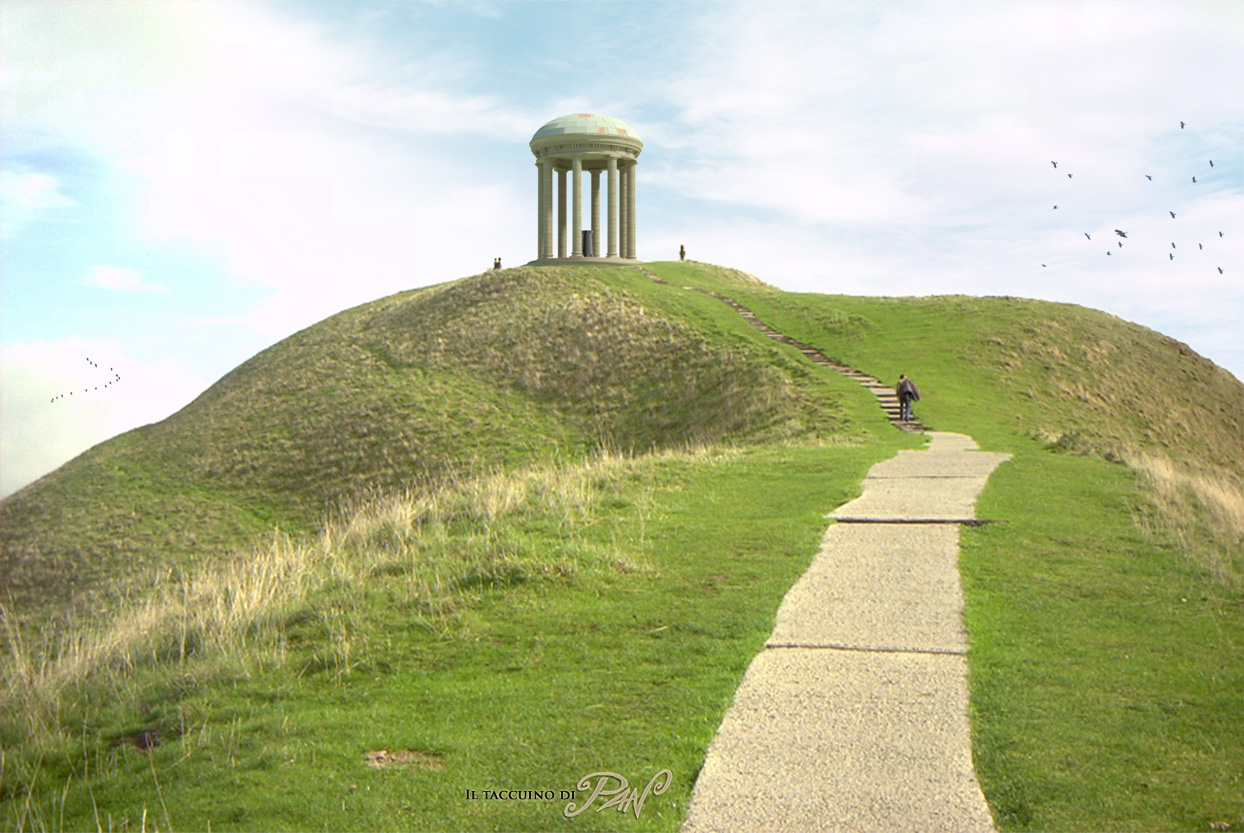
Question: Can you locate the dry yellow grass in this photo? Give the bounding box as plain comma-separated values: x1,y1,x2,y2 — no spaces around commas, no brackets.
2,446,725,745
1127,450,1244,586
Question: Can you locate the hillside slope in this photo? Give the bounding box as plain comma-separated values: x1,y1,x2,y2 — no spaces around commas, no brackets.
0,264,861,623
6,260,1240,622
2,261,1242,832
711,281,1243,475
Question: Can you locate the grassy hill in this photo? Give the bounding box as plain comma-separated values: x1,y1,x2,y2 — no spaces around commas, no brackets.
660,261,1244,474
662,262,1243,580
2,261,1242,832
1,264,860,625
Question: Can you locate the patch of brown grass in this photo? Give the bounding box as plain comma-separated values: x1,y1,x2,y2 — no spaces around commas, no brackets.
364,749,444,770
1127,450,1244,586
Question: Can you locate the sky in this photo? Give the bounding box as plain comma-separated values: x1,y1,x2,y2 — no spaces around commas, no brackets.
1,0,1241,498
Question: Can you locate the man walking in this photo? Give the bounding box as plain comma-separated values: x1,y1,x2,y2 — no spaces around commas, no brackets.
897,374,920,422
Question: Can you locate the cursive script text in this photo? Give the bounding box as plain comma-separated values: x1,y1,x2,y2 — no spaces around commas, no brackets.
563,769,673,818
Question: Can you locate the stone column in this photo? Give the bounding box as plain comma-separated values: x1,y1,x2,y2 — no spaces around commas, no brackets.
626,161,637,259
590,169,601,257
540,159,554,259
557,167,567,258
619,164,629,259
607,157,619,258
571,154,583,257
536,159,545,259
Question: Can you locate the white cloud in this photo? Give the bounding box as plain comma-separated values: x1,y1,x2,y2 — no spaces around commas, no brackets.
0,1,216,151
84,265,167,293
655,1,1241,225
0,339,207,498
2,1,536,327
0,167,76,239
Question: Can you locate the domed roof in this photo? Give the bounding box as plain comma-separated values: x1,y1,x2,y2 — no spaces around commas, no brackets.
531,113,641,143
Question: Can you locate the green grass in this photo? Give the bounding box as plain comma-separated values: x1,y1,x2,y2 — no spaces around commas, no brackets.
963,452,1244,832
2,441,905,832
689,281,1244,470
640,263,1244,831
671,270,1244,585
3,259,1243,831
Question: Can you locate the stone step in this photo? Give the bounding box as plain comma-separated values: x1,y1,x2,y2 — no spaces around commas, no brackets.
633,268,927,435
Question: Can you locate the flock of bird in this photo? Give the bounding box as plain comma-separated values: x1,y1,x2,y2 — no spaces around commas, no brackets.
49,357,122,403
1042,121,1227,274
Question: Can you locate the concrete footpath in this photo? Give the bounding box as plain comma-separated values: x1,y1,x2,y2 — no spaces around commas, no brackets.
682,431,1011,832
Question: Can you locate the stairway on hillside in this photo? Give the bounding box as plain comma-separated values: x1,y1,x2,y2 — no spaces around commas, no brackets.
637,268,926,432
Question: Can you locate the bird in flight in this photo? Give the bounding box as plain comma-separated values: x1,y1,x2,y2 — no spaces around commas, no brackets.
1107,251,1113,256
1172,242,1177,249
1200,243,1204,250
1193,176,1197,183
1054,205,1058,209
1170,253,1175,260
1220,231,1225,237
1170,211,1176,218
1085,233,1091,240
1068,173,1073,179
1115,229,1128,238
1209,160,1214,167
1181,121,1186,129
1051,161,1058,168
1220,267,1225,273
1145,175,1153,180
1119,242,1123,248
